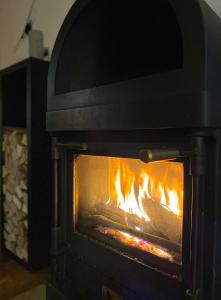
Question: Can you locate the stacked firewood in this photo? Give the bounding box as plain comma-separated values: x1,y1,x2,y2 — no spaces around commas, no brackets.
2,127,28,262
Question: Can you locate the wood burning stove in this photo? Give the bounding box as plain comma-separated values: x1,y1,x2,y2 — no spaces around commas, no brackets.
46,0,221,299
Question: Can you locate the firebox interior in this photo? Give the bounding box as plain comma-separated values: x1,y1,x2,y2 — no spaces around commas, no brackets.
74,155,184,268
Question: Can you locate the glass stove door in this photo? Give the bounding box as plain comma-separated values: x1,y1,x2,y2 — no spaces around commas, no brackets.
73,155,184,268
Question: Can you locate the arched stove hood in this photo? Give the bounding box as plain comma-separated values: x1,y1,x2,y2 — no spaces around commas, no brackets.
47,0,221,131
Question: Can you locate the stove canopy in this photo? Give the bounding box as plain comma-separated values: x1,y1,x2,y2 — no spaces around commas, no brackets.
47,0,221,131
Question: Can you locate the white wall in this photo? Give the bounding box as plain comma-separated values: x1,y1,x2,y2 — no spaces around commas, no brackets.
207,0,221,16
0,0,221,70
0,0,76,69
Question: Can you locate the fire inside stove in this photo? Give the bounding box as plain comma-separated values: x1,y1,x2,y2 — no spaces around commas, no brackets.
74,155,183,266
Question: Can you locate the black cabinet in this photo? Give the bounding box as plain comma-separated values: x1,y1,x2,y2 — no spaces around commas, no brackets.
0,58,52,270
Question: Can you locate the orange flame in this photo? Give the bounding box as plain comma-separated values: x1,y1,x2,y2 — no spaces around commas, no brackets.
108,158,183,221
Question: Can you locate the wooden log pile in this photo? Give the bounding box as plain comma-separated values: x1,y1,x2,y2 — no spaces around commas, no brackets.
2,127,28,262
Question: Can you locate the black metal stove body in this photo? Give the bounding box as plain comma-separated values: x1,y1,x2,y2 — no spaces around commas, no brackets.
46,1,221,299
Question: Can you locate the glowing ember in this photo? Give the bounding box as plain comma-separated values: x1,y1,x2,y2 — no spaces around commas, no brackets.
96,226,176,262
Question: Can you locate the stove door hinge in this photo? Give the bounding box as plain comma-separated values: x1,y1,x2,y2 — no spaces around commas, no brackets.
185,289,200,300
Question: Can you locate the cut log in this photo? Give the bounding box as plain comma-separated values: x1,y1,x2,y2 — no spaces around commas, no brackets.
7,202,17,218
142,197,182,244
16,210,26,221
15,185,23,199
16,144,23,157
2,166,9,177
5,191,13,203
20,180,27,190
23,220,28,229
12,195,22,210
21,203,28,215
21,133,27,146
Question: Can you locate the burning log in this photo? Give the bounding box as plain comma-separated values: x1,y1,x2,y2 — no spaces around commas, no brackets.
90,204,163,238
142,197,182,244
2,127,28,262
85,214,181,253
83,200,182,245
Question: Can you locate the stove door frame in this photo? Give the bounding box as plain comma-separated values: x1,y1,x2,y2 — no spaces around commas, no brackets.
50,133,206,300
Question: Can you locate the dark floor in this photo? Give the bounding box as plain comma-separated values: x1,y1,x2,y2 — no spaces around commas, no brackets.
0,252,49,300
